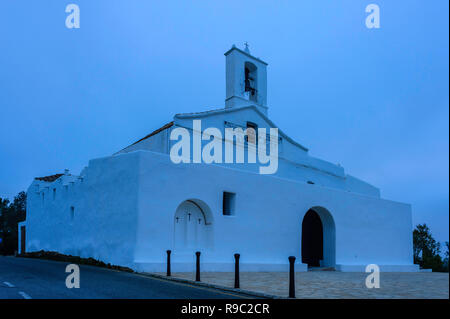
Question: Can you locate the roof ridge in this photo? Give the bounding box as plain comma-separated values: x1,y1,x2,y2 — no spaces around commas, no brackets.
129,121,174,147
175,107,226,117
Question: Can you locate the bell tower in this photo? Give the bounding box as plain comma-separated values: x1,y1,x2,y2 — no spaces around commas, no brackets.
224,44,268,115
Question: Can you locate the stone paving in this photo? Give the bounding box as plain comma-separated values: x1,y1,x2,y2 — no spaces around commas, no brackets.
153,271,449,299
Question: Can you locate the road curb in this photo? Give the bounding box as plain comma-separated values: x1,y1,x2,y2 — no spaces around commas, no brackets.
140,272,282,299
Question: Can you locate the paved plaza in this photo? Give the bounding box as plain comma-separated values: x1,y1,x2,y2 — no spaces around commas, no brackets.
153,271,449,299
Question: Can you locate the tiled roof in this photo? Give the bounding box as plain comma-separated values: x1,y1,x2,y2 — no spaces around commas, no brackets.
35,174,64,182
128,121,174,147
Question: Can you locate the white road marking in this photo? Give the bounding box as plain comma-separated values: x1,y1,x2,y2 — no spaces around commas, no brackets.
3,281,15,288
18,291,32,299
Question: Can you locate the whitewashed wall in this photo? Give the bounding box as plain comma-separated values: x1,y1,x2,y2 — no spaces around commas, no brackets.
133,150,417,272
23,149,417,272
24,152,141,268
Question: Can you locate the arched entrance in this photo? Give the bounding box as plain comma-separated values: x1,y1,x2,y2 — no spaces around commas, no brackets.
174,199,213,251
301,206,336,269
302,210,323,267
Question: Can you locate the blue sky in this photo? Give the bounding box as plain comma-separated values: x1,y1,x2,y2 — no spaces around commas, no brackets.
0,1,448,243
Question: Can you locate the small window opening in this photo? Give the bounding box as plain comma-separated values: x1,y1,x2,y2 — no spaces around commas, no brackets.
53,188,56,200
70,206,75,221
246,122,258,144
223,192,236,216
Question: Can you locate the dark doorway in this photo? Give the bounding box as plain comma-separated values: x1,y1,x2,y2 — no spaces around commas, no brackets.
20,226,26,254
301,209,323,267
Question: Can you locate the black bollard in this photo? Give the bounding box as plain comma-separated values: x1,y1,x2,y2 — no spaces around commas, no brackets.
195,251,201,282
288,256,296,298
234,253,240,289
166,250,171,276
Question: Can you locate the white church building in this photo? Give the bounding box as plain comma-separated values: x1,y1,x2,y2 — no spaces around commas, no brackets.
19,45,419,272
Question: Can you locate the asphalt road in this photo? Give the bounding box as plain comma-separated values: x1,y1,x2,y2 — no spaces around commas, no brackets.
0,256,248,299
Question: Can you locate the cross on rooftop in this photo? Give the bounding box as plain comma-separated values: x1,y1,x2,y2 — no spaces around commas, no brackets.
244,42,250,53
